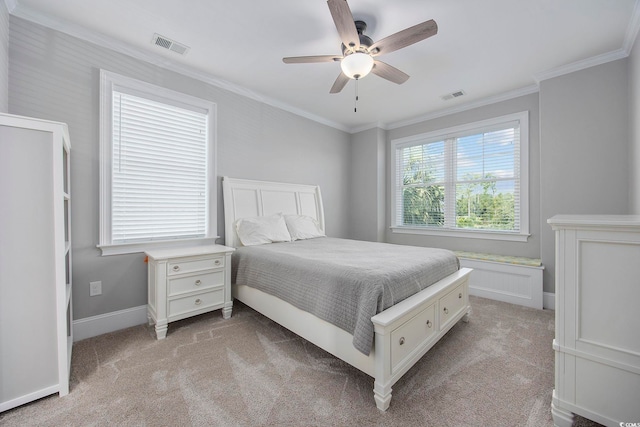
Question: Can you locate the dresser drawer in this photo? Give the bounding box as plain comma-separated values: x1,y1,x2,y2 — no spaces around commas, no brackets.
168,271,224,296
439,283,466,328
390,303,436,371
168,288,225,319
167,255,224,276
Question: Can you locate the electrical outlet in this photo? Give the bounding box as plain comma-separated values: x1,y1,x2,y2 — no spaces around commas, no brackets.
90,281,102,296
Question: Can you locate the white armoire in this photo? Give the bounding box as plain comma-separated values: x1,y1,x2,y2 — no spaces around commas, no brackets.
0,113,72,411
548,215,640,427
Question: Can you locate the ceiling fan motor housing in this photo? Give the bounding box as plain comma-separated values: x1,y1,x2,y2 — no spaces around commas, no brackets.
341,20,373,54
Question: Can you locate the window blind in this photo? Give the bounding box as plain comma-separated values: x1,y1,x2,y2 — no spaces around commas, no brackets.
394,119,521,233
111,91,208,243
454,122,520,231
398,140,446,227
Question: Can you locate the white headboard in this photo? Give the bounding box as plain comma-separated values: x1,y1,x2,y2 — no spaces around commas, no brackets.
222,176,325,248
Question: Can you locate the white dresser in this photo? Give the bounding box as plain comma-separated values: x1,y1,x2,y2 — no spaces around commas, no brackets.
0,114,72,411
548,215,640,427
146,245,235,339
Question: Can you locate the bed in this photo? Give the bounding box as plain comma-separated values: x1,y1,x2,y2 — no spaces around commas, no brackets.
222,176,472,411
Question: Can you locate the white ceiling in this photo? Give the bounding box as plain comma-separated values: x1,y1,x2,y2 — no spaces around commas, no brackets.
8,0,640,132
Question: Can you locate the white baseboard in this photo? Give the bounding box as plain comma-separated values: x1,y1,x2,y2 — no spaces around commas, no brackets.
73,305,148,341
70,291,556,342
543,292,555,311
459,258,544,310
0,384,60,413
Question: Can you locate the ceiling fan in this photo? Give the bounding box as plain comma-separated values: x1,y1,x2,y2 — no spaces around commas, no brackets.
283,0,438,94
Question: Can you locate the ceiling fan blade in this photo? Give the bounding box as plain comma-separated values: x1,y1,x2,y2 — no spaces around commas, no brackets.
327,0,360,52
283,55,342,64
371,60,410,84
330,72,350,93
369,19,438,56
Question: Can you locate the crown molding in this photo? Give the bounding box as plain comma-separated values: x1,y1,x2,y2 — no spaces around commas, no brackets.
4,0,17,13
623,0,640,54
349,84,540,134
533,48,629,84
533,0,638,83
382,84,539,131
8,1,351,133
8,0,640,135
348,121,387,134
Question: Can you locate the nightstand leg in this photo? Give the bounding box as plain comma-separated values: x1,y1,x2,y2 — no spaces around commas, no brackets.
155,321,168,339
222,301,233,319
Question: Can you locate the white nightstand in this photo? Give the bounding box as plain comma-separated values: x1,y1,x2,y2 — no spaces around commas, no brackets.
145,244,235,339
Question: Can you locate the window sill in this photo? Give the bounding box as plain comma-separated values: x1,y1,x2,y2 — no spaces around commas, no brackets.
98,237,220,256
390,226,530,242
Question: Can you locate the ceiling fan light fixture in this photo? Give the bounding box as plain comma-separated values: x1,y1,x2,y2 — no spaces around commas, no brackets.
340,52,374,80
283,1,438,93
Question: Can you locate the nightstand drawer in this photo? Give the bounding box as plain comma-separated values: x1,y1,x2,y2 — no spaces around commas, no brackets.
168,271,224,296
168,289,225,318
167,256,224,276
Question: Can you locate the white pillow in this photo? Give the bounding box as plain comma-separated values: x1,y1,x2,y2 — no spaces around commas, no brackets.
284,215,325,240
235,213,292,246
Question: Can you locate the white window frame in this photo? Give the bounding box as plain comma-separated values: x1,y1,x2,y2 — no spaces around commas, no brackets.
98,70,218,255
390,111,529,242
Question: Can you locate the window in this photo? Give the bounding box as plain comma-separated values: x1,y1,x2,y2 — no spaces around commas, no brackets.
99,70,217,255
391,112,529,241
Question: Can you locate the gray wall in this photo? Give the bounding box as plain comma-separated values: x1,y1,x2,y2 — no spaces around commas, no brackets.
349,127,386,242
539,59,629,293
358,58,630,297
385,93,542,260
6,11,638,317
8,16,351,320
0,0,8,113
630,30,640,213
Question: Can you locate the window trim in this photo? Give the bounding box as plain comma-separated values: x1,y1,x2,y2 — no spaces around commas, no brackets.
390,111,529,242
98,70,218,255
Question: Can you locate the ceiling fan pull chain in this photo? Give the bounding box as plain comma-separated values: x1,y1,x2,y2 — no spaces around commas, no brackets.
354,78,359,112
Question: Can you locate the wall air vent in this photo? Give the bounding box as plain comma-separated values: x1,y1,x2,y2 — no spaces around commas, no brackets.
152,34,190,56
441,90,466,101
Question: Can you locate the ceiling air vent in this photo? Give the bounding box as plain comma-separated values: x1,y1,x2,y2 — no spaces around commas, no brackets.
152,34,190,56
441,90,466,101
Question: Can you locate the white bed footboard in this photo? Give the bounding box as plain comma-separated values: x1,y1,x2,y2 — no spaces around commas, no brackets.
371,267,471,410
233,267,472,410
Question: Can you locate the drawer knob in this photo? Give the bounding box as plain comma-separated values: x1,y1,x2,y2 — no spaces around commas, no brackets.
195,279,202,286
443,307,449,314
399,337,405,345
215,260,221,265
426,320,432,328
172,265,180,272
195,298,202,306
458,292,462,299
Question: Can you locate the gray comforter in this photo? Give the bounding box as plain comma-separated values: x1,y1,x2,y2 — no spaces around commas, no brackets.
232,237,459,355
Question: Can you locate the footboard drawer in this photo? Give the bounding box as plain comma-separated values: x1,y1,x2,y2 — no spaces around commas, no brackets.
439,283,466,330
390,303,436,371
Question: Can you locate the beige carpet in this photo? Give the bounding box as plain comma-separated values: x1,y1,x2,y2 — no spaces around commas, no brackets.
1,296,601,426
